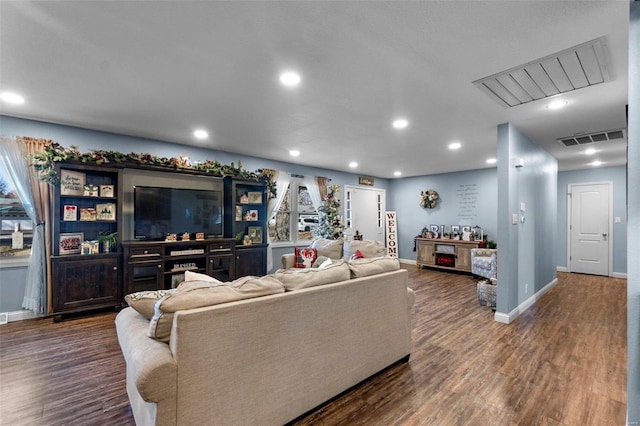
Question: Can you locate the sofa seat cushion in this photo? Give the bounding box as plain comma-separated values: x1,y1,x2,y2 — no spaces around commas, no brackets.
148,275,285,342
348,257,400,278
310,238,344,259
343,240,386,261
274,260,350,291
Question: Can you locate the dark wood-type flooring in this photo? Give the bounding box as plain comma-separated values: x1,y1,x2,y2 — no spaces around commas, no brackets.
0,268,627,425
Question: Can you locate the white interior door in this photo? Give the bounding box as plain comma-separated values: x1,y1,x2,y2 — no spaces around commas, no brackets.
343,186,385,241
569,182,611,276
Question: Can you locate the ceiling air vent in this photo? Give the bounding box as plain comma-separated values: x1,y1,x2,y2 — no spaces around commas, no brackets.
473,37,610,108
557,129,626,147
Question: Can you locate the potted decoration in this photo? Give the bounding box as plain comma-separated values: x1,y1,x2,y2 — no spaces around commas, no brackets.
98,231,118,253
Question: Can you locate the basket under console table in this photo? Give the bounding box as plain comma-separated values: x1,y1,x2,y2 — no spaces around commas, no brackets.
415,237,480,273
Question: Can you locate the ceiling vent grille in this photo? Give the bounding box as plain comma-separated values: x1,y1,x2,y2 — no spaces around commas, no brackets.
473,37,610,108
557,129,625,147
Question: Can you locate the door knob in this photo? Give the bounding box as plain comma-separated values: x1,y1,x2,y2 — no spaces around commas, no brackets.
602,233,608,237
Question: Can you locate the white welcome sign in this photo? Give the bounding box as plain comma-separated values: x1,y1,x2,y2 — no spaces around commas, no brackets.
385,211,398,258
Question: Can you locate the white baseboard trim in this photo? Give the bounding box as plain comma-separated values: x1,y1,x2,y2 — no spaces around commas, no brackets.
494,277,559,324
0,310,42,324
399,258,416,266
556,266,568,272
612,272,627,279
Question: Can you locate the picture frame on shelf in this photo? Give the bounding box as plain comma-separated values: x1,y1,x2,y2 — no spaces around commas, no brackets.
248,226,262,244
235,205,243,221
245,209,258,221
60,169,85,196
63,205,78,221
99,185,114,198
79,208,97,221
247,191,262,204
59,232,84,255
96,203,116,221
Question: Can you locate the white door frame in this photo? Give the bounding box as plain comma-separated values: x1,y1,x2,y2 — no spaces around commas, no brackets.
566,181,613,276
343,185,385,241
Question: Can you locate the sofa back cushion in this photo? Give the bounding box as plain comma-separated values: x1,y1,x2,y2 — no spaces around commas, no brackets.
343,240,387,261
274,260,350,291
148,275,285,342
310,238,344,259
348,256,400,278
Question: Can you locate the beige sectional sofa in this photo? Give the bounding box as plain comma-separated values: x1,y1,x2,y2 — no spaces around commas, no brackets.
116,257,414,426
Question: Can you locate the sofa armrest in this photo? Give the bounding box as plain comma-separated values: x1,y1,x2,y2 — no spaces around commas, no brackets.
281,253,296,269
116,307,178,403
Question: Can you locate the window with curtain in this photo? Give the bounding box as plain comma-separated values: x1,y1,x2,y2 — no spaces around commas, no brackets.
268,178,318,244
0,167,33,257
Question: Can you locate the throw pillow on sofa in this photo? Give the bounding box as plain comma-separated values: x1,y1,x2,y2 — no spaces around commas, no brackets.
124,289,176,320
348,256,400,278
274,260,350,291
147,275,285,342
184,270,224,285
294,247,317,268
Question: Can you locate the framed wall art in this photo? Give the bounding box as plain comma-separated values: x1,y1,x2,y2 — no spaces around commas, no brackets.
248,226,262,244
59,232,84,255
247,191,262,204
60,169,85,196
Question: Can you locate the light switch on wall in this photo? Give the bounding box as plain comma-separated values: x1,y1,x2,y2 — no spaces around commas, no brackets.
520,202,526,212
615,216,621,223
512,213,518,225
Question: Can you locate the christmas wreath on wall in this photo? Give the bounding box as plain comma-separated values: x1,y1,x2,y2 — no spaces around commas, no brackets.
420,189,439,209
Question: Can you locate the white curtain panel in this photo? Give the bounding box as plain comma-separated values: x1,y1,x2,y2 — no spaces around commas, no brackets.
265,171,291,271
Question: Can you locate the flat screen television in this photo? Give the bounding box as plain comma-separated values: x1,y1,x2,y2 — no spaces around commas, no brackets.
134,186,223,240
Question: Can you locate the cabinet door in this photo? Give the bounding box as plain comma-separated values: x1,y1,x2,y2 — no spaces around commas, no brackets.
52,256,121,313
235,246,266,277
456,247,473,270
125,260,163,294
208,254,235,282
417,241,435,266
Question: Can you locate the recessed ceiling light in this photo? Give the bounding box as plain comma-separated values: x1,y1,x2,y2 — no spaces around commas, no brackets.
590,160,603,167
193,129,208,139
486,158,497,164
280,71,301,87
289,150,300,157
449,142,461,150
584,148,597,155
393,171,402,177
392,119,408,129
349,161,358,168
0,91,25,104
547,99,568,110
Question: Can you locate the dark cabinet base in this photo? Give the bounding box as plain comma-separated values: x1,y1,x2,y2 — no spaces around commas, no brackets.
51,254,121,314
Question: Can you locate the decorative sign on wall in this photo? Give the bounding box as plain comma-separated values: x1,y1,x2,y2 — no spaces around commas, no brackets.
385,211,398,258
456,183,479,221
359,176,375,186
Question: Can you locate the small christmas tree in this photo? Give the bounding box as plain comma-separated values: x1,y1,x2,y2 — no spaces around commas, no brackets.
314,184,344,240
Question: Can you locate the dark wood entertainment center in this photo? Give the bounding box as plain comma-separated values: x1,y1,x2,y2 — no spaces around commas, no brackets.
50,162,268,317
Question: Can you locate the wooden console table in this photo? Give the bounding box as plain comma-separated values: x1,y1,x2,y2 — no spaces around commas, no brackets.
415,238,480,273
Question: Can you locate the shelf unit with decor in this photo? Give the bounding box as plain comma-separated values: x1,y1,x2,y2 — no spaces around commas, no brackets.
415,237,480,273
51,162,122,318
223,177,267,277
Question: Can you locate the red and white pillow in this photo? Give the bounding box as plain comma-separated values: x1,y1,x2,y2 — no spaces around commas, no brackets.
294,247,317,268
349,249,364,261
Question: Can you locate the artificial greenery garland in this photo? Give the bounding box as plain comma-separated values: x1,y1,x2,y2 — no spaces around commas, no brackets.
30,142,277,199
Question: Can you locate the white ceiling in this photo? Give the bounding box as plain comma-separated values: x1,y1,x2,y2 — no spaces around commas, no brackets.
0,1,630,178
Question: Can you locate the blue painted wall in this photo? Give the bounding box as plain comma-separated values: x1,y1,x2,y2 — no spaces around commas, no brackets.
388,168,498,261
556,166,627,275
626,2,640,422
496,123,557,317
